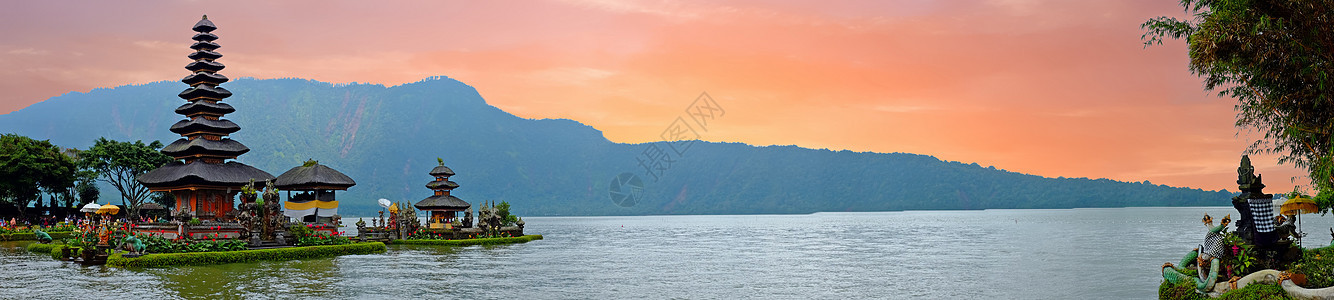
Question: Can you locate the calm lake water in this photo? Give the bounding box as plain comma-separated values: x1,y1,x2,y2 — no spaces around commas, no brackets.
3,207,1332,299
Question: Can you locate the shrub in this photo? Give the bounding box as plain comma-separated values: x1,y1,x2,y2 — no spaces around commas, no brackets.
1294,247,1334,288
1215,283,1291,300
26,242,59,254
107,242,387,268
50,245,81,261
135,234,247,254
290,224,350,246
1158,280,1206,300
1158,278,1294,299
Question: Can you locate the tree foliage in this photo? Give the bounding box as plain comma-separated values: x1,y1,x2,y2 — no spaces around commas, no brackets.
0,134,76,218
46,148,100,209
78,138,173,218
1143,0,1334,192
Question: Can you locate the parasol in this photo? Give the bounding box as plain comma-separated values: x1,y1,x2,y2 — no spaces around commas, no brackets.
96,204,120,215
80,203,101,213
378,198,392,209
1282,195,1319,246
1282,195,1319,215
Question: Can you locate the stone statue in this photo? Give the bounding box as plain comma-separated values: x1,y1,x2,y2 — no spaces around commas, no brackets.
1231,155,1259,243
122,235,145,254
1162,215,1231,294
33,229,52,244
463,208,473,228
1231,155,1277,246
238,201,258,239
476,203,491,233
1238,155,1255,186
260,180,284,242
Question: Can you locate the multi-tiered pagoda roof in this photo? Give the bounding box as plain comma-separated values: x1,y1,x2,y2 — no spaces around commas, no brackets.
139,15,273,191
416,161,470,211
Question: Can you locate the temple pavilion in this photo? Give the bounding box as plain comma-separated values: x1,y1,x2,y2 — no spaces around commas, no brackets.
137,16,274,221
415,159,471,228
275,160,356,223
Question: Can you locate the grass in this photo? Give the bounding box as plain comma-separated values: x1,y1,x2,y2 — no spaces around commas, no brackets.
390,234,543,246
106,242,387,268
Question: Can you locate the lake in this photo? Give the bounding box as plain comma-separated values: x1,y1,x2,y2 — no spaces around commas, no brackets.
3,207,1329,299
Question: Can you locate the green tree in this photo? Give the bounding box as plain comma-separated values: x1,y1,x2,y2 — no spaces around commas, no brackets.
79,138,173,218
495,201,518,226
46,148,100,209
0,134,77,218
1143,0,1334,197
75,175,100,206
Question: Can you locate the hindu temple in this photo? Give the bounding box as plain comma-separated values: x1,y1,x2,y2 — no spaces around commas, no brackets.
415,158,471,228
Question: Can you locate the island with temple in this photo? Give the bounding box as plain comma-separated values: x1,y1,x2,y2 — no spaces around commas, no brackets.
27,15,540,268
354,158,533,246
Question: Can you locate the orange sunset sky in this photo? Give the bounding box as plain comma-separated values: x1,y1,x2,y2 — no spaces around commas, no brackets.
0,0,1311,193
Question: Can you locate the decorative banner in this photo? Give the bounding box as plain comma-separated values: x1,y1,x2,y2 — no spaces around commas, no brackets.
284,199,339,219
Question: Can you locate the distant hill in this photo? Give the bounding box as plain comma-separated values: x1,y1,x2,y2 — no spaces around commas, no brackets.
0,77,1234,216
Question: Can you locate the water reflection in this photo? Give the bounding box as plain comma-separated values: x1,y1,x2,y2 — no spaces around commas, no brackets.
149,258,343,299
8,208,1333,298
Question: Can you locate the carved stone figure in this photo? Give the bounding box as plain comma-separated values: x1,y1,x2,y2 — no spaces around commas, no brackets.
462,208,474,228
122,235,145,254
259,180,285,242
1231,155,1276,246
33,229,52,244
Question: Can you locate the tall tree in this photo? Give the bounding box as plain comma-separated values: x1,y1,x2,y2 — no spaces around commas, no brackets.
79,138,173,218
0,134,77,219
1143,0,1334,195
57,148,100,209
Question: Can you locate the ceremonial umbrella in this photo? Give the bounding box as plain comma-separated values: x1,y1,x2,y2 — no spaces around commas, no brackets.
80,203,101,214
96,204,120,215
1282,195,1320,246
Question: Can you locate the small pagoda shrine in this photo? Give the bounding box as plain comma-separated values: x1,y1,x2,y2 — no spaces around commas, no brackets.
137,15,274,224
275,160,356,224
415,158,471,229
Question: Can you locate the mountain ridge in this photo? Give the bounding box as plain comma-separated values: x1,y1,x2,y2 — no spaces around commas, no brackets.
0,77,1234,216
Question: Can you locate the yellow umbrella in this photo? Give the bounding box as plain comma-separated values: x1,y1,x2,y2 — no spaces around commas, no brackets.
1282,195,1319,215
96,204,120,215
